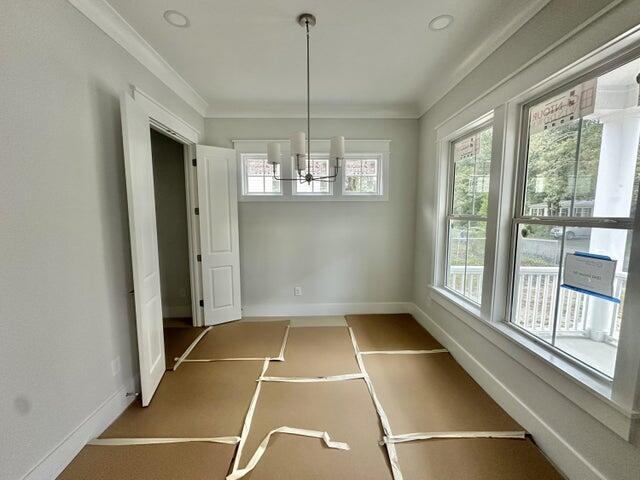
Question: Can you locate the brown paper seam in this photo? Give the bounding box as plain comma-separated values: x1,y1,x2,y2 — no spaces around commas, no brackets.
381,430,527,445
174,325,291,366
88,436,240,446
348,327,404,480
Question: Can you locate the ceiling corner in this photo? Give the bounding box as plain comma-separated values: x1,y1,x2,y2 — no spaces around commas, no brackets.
67,0,209,116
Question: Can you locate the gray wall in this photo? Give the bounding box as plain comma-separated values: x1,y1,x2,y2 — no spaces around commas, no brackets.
150,130,192,318
413,1,640,479
0,1,203,478
204,118,418,311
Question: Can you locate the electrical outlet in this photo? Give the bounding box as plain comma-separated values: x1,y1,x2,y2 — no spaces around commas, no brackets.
111,357,121,377
294,286,302,296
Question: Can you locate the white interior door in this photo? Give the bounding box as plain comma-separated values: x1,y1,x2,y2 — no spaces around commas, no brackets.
196,145,242,325
120,92,165,406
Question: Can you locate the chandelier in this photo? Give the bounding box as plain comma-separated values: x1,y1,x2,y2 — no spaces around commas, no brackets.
266,13,345,184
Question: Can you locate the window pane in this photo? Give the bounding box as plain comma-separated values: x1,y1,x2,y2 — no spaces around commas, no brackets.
524,59,640,219
446,220,486,304
243,156,281,194
343,158,380,194
247,176,264,193
512,223,631,376
512,224,562,343
452,127,493,216
294,158,331,194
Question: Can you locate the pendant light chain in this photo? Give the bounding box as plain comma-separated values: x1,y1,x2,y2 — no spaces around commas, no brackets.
266,14,345,184
306,19,311,174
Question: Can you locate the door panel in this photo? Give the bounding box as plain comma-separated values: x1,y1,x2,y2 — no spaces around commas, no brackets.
196,145,242,325
120,92,165,406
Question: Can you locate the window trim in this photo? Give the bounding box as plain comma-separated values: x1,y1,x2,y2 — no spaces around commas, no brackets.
234,139,390,202
291,155,333,196
431,37,640,442
341,154,384,196
505,56,640,380
443,122,494,305
240,154,283,197
434,112,494,311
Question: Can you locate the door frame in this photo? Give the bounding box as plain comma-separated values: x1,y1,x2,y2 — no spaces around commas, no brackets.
130,85,204,327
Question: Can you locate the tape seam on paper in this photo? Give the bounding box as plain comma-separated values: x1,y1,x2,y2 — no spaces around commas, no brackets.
348,327,404,480
172,326,213,370
359,348,449,355
231,358,271,472
226,426,349,480
175,325,291,365
88,436,240,446
258,373,366,383
380,430,527,445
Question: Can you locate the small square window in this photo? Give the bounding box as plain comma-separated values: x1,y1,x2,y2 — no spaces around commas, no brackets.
343,157,381,195
242,155,281,195
293,156,332,195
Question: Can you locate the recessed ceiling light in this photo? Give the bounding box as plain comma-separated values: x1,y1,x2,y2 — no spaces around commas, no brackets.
163,10,190,28
428,14,453,31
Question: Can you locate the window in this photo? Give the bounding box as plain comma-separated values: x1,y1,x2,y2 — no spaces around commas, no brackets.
293,156,332,195
444,125,493,304
343,156,382,195
509,58,640,377
241,155,281,195
235,140,389,201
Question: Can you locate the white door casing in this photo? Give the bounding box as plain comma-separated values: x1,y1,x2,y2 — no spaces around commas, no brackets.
120,92,165,406
196,145,242,325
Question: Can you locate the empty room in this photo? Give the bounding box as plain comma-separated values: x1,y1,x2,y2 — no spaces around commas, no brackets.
3,1,640,479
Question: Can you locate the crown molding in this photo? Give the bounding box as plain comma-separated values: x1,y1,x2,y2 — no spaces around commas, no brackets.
205,104,420,119
67,0,209,116
417,0,551,116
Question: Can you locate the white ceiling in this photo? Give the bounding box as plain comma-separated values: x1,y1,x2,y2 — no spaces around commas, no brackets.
105,0,549,118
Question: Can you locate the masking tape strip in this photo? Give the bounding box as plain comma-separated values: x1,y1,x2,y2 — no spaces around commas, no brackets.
348,327,404,480
381,430,527,445
231,358,271,472
360,349,449,355
226,426,349,480
172,326,213,371
176,357,270,362
88,436,240,446
175,325,291,364
258,373,366,383
274,325,290,361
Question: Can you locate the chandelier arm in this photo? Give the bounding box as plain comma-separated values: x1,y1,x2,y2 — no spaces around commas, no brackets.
272,165,305,182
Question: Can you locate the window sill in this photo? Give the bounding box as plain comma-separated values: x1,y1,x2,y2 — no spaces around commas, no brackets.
428,285,639,441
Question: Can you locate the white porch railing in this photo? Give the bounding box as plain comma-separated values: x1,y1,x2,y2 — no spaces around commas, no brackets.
447,266,626,339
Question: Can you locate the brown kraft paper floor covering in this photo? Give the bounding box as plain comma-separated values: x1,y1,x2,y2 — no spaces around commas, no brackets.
59,315,562,479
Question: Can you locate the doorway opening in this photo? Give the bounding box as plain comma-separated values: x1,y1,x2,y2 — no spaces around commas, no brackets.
149,127,200,332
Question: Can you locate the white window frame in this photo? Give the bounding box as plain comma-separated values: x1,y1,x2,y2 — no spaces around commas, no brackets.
442,120,494,307
240,154,283,197
506,74,637,380
234,139,390,202
291,155,333,196
342,154,384,196
430,36,640,443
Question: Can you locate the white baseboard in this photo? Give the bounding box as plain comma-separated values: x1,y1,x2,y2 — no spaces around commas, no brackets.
407,303,607,480
241,301,413,317
22,376,138,480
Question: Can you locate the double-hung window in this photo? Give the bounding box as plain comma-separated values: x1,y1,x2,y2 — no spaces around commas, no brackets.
509,58,640,378
444,125,493,304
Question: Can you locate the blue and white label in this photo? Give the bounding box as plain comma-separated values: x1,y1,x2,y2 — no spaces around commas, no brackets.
562,252,617,299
